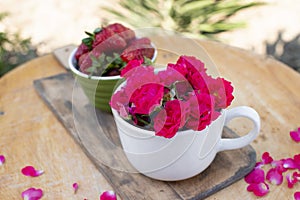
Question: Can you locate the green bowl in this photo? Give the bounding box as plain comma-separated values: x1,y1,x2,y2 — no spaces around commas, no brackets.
69,46,157,112
68,49,122,112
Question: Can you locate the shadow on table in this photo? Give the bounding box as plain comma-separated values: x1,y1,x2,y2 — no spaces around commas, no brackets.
265,31,300,73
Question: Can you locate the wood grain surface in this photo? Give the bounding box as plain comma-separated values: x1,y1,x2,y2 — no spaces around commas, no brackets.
33,73,256,200
1,38,300,199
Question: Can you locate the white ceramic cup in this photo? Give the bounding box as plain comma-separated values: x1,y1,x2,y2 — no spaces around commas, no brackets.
111,106,260,181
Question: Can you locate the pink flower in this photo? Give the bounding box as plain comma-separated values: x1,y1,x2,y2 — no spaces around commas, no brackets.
244,167,265,184
120,59,143,77
206,77,234,109
185,93,218,131
187,71,210,93
290,127,300,142
158,66,187,87
295,192,300,200
21,166,44,177
177,56,206,77
73,182,79,193
110,89,129,118
221,78,234,108
100,190,117,200
0,155,5,165
266,168,283,185
247,182,269,197
21,188,43,200
154,100,188,138
124,66,160,96
174,81,193,99
130,83,164,115
262,152,273,164
110,55,234,138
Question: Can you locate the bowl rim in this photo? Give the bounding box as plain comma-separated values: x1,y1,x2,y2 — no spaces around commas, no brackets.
68,43,158,81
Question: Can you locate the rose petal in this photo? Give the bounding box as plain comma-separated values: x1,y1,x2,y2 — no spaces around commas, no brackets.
283,158,298,170
255,161,264,168
271,160,287,173
247,182,269,197
266,168,283,185
262,152,273,164
73,182,78,193
0,155,5,165
244,167,265,184
21,166,44,177
100,190,117,200
295,192,300,200
290,128,300,142
294,154,300,169
286,172,298,188
21,187,43,200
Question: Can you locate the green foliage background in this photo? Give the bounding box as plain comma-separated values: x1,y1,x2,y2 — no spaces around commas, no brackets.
103,0,264,39
0,13,37,77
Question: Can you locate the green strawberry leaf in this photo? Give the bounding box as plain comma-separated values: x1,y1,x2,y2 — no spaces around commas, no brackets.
93,27,102,34
143,56,153,66
85,31,94,37
86,54,107,77
82,37,93,50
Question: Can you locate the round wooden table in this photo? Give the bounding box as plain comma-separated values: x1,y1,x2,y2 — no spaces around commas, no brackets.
1,39,300,199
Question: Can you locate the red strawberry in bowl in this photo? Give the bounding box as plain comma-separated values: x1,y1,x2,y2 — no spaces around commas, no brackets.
95,34,127,53
105,23,136,42
128,37,151,46
75,43,89,61
73,23,156,77
69,23,157,112
121,38,155,62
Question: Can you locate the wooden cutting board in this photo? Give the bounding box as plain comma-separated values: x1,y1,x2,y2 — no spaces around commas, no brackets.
33,73,256,200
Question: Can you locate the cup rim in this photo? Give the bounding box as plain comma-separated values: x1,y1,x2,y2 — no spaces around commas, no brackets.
68,43,158,81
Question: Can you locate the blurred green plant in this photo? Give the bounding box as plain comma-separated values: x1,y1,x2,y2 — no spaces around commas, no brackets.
0,12,38,77
102,0,264,39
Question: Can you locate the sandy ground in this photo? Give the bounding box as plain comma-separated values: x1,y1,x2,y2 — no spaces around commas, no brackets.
1,0,300,63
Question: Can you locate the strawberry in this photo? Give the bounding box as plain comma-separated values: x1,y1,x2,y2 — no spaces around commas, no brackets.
128,37,151,46
121,43,155,62
79,52,93,74
92,28,127,53
92,28,115,48
75,43,89,61
78,52,89,67
106,23,135,42
78,45,105,74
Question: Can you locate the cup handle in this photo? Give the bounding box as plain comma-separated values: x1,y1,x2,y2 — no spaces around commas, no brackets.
217,106,260,152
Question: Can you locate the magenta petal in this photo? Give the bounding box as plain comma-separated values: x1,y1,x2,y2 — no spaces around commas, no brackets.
0,155,5,165
100,190,117,200
294,154,300,169
21,187,43,200
266,168,283,185
244,167,265,184
293,172,300,181
295,192,300,200
271,160,286,173
286,172,298,188
21,166,44,177
73,182,78,193
283,158,298,170
262,152,273,164
255,161,264,168
247,182,269,197
290,128,300,142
